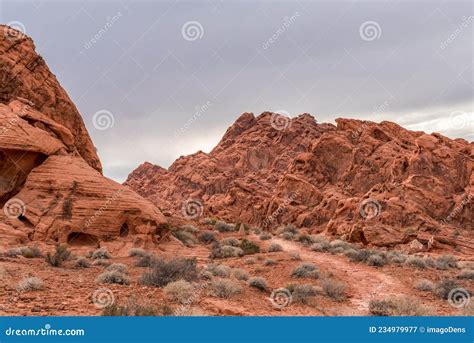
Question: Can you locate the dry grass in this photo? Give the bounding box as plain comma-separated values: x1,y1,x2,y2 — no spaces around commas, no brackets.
369,297,431,316
210,279,242,298
17,277,43,292
164,280,195,303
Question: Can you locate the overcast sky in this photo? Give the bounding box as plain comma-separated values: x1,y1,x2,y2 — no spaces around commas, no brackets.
1,0,473,182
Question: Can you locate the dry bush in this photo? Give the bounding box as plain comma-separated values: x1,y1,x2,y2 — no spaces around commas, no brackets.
239,239,260,255
75,257,90,268
171,229,196,247
45,244,71,267
322,278,346,301
164,280,195,303
13,246,42,258
135,254,156,267
367,254,387,267
289,252,301,260
435,255,458,270
259,233,271,241
91,248,112,260
210,279,242,298
386,251,407,264
17,277,43,292
268,243,283,252
220,237,240,247
248,277,267,291
404,256,427,269
232,268,249,281
128,248,147,257
369,297,431,316
434,279,462,299
292,263,320,279
264,259,277,266
206,264,231,278
181,224,199,234
244,257,256,265
290,284,319,304
96,270,130,285
457,269,474,280
414,279,434,292
215,221,236,233
199,231,216,244
106,263,128,274
311,242,331,252
102,296,172,316
140,258,198,287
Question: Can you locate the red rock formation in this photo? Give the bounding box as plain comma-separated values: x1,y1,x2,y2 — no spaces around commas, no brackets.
126,112,473,253
0,25,167,248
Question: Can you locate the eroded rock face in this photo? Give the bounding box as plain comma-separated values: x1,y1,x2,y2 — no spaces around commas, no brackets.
126,113,473,253
0,27,167,248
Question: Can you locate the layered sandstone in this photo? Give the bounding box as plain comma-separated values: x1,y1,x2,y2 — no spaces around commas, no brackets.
126,112,473,253
0,25,167,248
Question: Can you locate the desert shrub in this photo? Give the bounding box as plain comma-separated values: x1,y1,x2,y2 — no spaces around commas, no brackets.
102,297,170,316
387,251,407,264
128,248,147,257
198,231,216,244
278,224,298,235
18,246,42,258
296,234,313,247
215,221,236,233
329,239,352,251
45,244,71,267
424,257,435,268
259,233,271,241
75,257,90,268
164,280,195,303
311,242,331,252
93,259,111,267
414,279,434,291
232,268,249,281
291,284,318,304
210,279,242,298
239,239,260,255
140,257,198,287
343,248,359,259
330,247,345,255
106,263,128,274
209,243,244,259
204,217,217,225
244,257,256,265
290,251,301,260
181,224,199,234
248,277,267,291
322,278,346,301
17,277,43,292
404,256,427,269
91,248,112,260
220,237,240,247
348,249,374,263
206,264,231,278
268,243,283,252
5,248,21,257
367,254,387,267
171,229,196,247
135,254,157,267
435,255,458,270
434,279,462,299
457,269,474,280
281,232,295,241
253,227,262,235
311,235,329,244
264,259,277,266
96,270,130,285
369,297,430,316
292,263,320,279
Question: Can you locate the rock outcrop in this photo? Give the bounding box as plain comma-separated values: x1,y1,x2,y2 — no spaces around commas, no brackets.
0,25,167,248
126,112,473,253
